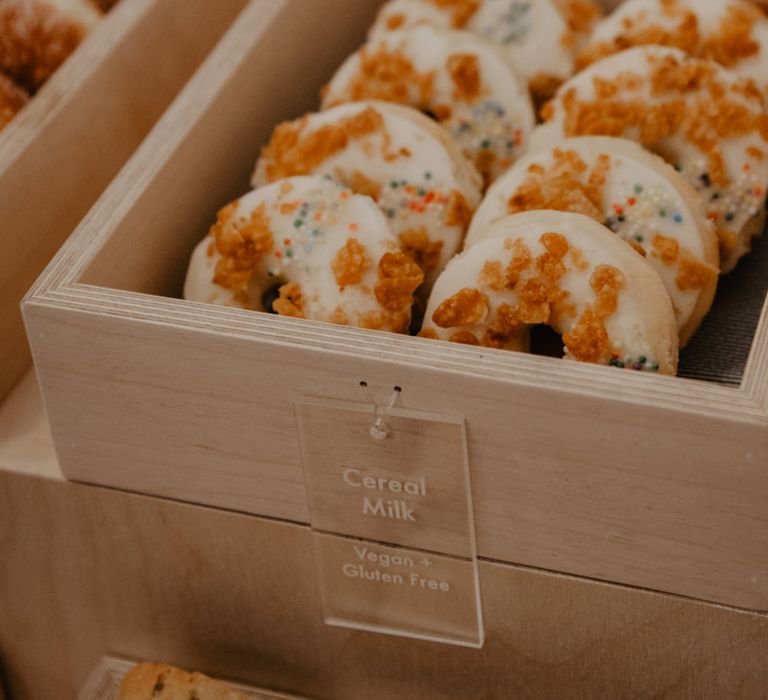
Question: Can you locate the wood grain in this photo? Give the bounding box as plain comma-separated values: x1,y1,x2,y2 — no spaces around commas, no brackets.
1,470,768,700
20,0,768,613
0,0,248,401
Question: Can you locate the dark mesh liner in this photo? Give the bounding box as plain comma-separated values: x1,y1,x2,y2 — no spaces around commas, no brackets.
679,226,768,385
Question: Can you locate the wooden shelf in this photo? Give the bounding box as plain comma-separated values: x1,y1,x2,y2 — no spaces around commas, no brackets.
0,369,61,481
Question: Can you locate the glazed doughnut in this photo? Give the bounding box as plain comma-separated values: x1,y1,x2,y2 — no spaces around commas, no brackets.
0,70,28,130
576,0,768,96
184,176,423,334
368,0,602,104
253,101,483,285
421,210,679,374
0,0,101,90
321,24,535,186
533,46,768,272
467,136,719,345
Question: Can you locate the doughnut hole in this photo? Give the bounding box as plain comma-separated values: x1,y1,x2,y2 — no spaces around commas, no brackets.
409,293,427,335
530,324,565,358
261,281,284,314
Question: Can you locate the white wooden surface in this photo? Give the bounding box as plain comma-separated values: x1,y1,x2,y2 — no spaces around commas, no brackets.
0,370,59,480
0,0,248,402
21,0,768,613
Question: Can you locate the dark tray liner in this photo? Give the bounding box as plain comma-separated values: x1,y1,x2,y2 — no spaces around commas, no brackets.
679,228,768,385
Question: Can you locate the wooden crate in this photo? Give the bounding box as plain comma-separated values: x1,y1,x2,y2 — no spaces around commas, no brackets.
22,0,768,615
1,469,767,700
0,0,249,401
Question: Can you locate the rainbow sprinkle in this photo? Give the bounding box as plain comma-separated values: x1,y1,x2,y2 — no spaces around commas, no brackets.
378,172,450,224
266,184,356,277
609,352,660,372
604,183,684,245
477,1,532,45
677,158,765,231
449,99,525,175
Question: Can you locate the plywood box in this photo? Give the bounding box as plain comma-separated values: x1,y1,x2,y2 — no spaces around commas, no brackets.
22,0,768,620
2,470,768,700
0,0,249,401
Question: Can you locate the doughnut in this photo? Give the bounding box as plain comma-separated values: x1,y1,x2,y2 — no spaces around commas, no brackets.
368,0,602,104
421,210,679,374
576,0,768,97
532,46,768,272
253,101,483,286
321,24,535,186
118,662,251,700
467,136,719,345
0,70,28,130
184,176,424,334
0,0,101,90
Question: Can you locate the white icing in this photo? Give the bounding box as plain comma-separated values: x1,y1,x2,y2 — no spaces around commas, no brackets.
253,101,483,286
467,136,718,341
323,24,535,184
184,176,413,332
530,46,768,272
369,0,594,89
583,0,768,96
423,210,679,373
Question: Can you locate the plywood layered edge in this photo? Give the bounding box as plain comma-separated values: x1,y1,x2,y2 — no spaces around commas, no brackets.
0,0,249,401
21,0,768,612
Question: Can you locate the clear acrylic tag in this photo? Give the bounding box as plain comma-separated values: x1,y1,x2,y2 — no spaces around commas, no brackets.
295,395,483,648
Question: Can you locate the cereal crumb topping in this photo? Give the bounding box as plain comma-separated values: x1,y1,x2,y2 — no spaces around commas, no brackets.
483,303,523,348
374,251,424,311
337,45,435,107
676,251,718,291
261,107,385,182
386,13,406,30
332,237,371,290
651,233,680,266
447,53,481,102
496,239,532,289
433,287,488,327
212,203,274,291
328,306,349,325
577,2,761,73
563,308,610,362
555,0,602,35
445,190,473,227
450,330,480,344
426,0,480,28
398,228,444,274
555,53,767,187
507,149,609,221
590,264,625,318
517,278,552,324
343,170,383,200
701,4,762,68
273,282,304,318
